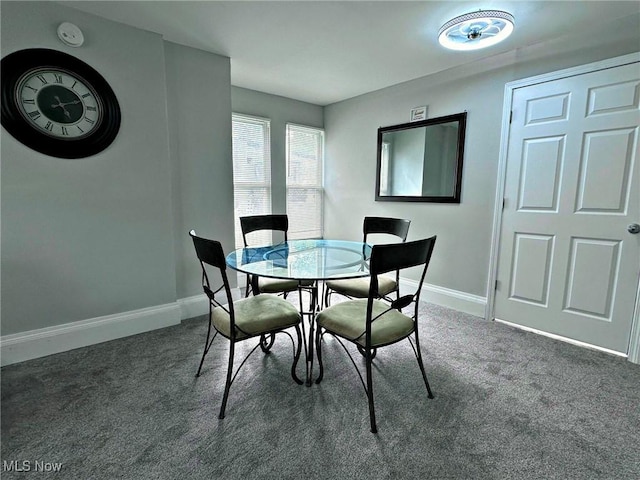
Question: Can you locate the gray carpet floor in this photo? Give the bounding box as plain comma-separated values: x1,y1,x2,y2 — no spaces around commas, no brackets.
2,302,639,479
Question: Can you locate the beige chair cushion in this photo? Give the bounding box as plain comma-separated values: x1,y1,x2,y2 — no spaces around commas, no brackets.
258,277,314,294
316,298,414,347
325,275,397,298
212,294,301,339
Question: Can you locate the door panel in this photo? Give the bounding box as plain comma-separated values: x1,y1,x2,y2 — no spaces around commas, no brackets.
518,136,564,211
495,61,640,353
576,128,635,213
525,92,570,124
587,80,639,115
509,233,554,306
564,237,620,320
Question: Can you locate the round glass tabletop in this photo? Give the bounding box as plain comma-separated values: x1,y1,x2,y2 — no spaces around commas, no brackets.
226,239,372,281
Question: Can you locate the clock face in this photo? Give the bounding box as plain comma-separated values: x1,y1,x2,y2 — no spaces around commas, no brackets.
16,68,103,139
1,49,121,159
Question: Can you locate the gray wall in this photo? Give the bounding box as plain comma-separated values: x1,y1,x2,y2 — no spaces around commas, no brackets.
231,87,323,215
1,2,233,334
323,13,640,298
166,43,233,299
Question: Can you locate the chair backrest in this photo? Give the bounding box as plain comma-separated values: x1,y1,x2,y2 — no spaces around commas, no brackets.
363,217,410,243
368,236,437,310
240,214,289,247
190,230,227,270
189,230,234,313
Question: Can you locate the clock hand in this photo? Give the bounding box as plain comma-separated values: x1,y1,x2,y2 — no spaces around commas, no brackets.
51,96,65,109
60,100,81,107
59,100,80,118
51,97,81,108
50,96,72,118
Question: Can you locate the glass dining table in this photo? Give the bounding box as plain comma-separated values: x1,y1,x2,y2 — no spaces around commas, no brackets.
226,239,372,385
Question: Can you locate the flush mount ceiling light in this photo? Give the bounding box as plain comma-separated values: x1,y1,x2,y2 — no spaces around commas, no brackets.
438,10,515,51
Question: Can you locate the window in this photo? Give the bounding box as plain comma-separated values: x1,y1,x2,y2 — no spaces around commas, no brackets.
232,114,271,248
286,124,324,239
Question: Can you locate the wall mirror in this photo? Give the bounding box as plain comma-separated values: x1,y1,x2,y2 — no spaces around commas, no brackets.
375,112,466,203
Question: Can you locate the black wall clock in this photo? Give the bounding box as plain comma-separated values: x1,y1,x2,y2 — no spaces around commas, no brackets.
1,48,121,159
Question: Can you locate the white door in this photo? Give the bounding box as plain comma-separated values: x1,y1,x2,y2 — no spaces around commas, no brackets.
494,61,640,353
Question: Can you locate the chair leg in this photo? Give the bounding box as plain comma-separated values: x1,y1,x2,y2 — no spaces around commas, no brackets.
291,325,304,385
244,274,252,298
323,287,330,309
315,325,324,384
365,350,377,433
259,333,275,353
196,315,213,377
413,332,434,399
219,341,235,419
309,282,322,317
357,344,377,360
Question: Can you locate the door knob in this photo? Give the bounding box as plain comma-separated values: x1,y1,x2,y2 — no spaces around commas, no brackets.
628,223,640,234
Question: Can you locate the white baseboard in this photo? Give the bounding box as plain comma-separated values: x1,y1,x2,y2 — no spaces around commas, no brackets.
400,279,487,318
494,318,627,358
0,284,481,368
177,294,209,320
177,289,242,320
0,303,181,367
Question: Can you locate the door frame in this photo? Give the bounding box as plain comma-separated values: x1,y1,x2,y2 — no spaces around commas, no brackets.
486,52,640,363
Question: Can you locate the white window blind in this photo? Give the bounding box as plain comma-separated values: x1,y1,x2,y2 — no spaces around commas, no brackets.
232,114,272,248
286,124,324,239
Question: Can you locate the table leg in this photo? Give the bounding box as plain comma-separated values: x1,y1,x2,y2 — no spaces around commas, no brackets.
305,283,319,386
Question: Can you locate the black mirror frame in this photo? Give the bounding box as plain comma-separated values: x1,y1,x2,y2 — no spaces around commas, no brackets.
375,112,467,203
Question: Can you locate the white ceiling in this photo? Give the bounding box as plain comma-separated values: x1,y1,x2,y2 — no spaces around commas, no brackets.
59,1,640,106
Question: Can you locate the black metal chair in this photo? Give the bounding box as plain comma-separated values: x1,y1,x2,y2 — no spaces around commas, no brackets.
240,214,314,297
189,230,303,419
240,214,317,356
323,217,411,307
315,236,437,433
